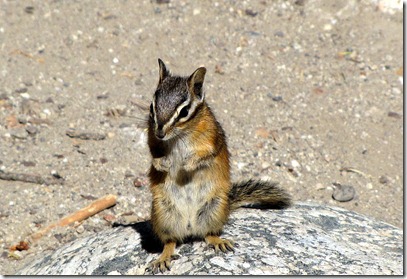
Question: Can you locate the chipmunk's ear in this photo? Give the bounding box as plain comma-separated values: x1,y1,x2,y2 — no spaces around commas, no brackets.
187,67,206,101
158,58,170,84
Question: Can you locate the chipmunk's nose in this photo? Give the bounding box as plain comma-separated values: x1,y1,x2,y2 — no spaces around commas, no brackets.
155,125,165,139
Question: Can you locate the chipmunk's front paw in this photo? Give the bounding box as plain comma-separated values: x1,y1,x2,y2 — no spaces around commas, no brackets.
182,160,196,172
182,154,207,172
152,157,171,172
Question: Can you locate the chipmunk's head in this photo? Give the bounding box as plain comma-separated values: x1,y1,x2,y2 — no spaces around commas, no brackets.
149,58,206,141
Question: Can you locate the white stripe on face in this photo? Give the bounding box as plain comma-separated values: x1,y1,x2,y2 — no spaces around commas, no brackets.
162,96,191,133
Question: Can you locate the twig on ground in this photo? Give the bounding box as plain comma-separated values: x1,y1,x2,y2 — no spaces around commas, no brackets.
30,194,117,241
339,167,368,177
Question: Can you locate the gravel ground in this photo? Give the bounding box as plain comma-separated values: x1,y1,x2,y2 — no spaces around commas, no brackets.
0,0,403,275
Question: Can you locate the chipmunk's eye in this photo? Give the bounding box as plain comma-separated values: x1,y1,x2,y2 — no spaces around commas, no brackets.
179,105,189,119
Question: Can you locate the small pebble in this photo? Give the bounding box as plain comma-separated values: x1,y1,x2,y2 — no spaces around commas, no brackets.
51,170,63,179
21,161,36,167
261,162,271,170
54,233,64,242
255,127,269,139
20,93,30,99
323,24,332,31
124,170,134,178
103,214,116,222
97,94,109,100
388,111,402,119
133,177,144,187
274,31,285,37
245,9,258,17
10,251,23,260
15,88,28,94
25,125,39,135
379,175,390,184
76,225,85,234
24,6,35,14
291,160,301,169
17,114,28,124
10,128,28,139
272,96,283,102
287,167,299,177
332,183,355,202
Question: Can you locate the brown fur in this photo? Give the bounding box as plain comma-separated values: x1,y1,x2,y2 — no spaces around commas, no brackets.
146,59,291,273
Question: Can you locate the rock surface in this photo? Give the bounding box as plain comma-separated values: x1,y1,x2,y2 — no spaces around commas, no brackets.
0,0,402,274
16,203,402,275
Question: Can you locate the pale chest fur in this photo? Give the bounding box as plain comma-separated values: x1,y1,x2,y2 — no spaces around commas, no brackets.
159,139,215,239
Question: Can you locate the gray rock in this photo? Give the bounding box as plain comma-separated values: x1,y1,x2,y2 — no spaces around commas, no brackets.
16,202,402,275
25,125,39,135
332,183,356,202
10,127,28,139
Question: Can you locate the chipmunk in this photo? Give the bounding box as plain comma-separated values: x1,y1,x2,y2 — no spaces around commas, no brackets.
146,59,291,273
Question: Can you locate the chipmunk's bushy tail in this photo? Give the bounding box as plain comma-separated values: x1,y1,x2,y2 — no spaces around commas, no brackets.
229,179,292,211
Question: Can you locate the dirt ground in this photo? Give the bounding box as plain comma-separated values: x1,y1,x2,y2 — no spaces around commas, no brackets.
0,0,403,275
